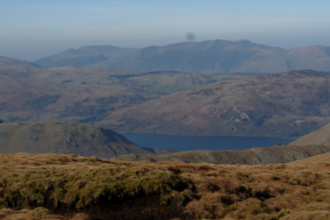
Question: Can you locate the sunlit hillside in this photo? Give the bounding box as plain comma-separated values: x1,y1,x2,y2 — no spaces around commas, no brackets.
1,153,330,220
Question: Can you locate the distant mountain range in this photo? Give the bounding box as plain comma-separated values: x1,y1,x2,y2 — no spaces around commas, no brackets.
34,45,135,68
0,55,41,68
33,39,330,73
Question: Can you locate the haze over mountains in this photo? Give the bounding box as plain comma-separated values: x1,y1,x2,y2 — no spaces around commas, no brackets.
34,45,134,68
0,55,41,68
33,39,330,74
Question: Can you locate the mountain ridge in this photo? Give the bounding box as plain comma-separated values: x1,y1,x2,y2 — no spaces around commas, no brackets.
88,39,330,73
90,39,290,73
0,55,42,68
34,45,135,68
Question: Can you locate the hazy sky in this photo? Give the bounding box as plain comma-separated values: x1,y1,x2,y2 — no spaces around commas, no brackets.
1,0,330,61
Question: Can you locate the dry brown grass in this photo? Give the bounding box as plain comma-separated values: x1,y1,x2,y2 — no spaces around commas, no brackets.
291,152,330,164
1,153,330,219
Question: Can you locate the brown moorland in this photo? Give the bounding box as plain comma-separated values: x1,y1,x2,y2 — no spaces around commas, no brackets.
290,152,330,164
290,122,330,146
105,70,330,138
1,153,330,219
0,122,168,158
113,144,330,165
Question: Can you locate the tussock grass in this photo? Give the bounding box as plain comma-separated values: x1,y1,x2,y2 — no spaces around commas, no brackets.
1,153,330,219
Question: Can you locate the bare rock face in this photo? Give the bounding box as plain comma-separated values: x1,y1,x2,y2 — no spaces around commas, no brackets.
0,122,164,158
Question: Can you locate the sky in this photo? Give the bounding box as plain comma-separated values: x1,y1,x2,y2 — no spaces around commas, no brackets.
1,0,330,61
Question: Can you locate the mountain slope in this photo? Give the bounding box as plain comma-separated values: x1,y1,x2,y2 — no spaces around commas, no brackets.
91,39,289,73
104,70,330,138
286,45,330,71
0,66,242,124
0,122,164,158
290,152,330,164
34,45,134,68
290,122,330,146
0,55,41,68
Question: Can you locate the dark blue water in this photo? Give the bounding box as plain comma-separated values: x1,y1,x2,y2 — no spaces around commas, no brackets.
123,134,293,152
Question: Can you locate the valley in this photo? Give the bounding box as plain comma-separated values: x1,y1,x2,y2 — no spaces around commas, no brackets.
1,41,330,220
3,1,330,219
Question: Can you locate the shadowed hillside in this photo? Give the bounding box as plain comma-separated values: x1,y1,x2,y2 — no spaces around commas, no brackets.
113,145,330,165
1,153,330,219
0,122,168,158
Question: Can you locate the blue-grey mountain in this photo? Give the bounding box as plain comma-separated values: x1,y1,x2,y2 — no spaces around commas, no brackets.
34,45,135,68
90,40,330,73
0,55,41,68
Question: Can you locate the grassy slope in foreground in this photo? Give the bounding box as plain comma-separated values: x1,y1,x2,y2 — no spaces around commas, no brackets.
1,153,330,220
113,144,330,165
0,122,168,158
290,152,330,164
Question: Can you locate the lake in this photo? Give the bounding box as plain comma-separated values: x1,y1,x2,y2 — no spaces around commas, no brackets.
123,134,293,152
